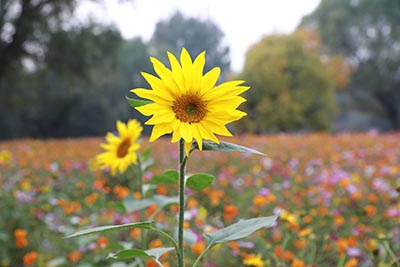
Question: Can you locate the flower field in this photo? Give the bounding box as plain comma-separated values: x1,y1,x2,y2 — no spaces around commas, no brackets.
0,132,399,267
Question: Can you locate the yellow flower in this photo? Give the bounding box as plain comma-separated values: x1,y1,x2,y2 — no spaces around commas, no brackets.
131,48,249,154
243,253,264,267
0,150,12,164
96,119,142,175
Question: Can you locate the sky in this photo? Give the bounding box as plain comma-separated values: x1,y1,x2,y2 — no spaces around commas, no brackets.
77,0,321,72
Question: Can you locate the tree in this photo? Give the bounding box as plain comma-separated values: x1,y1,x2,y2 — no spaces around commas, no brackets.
151,11,231,79
0,0,78,78
0,0,149,139
301,0,400,130
238,29,349,133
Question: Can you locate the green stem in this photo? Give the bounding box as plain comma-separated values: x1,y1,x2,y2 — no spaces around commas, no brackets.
151,226,181,264
178,139,187,267
383,240,400,267
192,246,211,267
136,153,147,250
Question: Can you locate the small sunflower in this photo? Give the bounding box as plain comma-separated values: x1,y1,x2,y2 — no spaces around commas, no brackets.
131,48,249,154
96,119,142,175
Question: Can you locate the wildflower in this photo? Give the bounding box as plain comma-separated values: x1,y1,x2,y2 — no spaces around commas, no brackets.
97,120,142,175
23,251,38,266
292,258,306,267
343,258,359,267
113,185,130,199
192,241,205,255
364,205,377,216
243,253,264,267
0,150,12,164
84,192,99,205
68,251,82,262
131,48,249,154
97,237,109,248
14,229,28,248
223,204,239,221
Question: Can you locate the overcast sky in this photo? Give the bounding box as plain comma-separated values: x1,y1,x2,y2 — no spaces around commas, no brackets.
77,0,321,72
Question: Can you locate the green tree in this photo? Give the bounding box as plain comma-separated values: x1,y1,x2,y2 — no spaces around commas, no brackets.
151,11,231,79
0,0,150,139
301,0,400,130
0,0,77,78
238,29,348,133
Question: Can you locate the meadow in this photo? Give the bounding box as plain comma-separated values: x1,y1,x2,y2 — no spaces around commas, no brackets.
0,132,399,267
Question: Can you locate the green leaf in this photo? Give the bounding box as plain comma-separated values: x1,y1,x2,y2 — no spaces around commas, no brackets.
152,170,179,184
146,247,175,259
46,257,67,267
140,147,154,172
200,141,265,156
153,195,179,208
108,247,174,260
186,173,214,191
123,196,156,213
65,221,154,238
108,249,149,260
204,215,277,247
126,96,152,108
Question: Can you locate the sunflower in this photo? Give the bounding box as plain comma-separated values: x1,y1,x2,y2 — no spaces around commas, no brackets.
96,119,142,175
131,48,249,154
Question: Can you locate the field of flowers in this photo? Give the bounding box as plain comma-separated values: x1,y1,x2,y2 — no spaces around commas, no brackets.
0,132,399,267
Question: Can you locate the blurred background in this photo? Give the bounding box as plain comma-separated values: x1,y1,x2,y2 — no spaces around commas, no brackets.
0,0,399,139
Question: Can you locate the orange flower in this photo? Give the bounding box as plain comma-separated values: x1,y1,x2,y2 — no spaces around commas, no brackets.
15,229,28,248
223,204,239,221
97,236,110,248
113,185,130,199
63,201,81,215
303,215,313,224
130,228,143,240
84,192,99,205
68,251,82,262
343,258,359,267
334,215,345,227
23,251,38,266
253,195,268,207
364,205,376,217
192,241,205,255
209,189,224,206
299,228,312,237
292,258,306,267
149,238,163,248
293,239,308,250
274,245,294,262
156,185,169,195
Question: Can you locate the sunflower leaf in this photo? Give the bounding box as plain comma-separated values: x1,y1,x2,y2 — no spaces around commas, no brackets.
126,96,152,108
186,173,214,191
64,221,154,238
204,215,277,247
107,247,174,260
152,170,179,184
123,196,156,212
200,141,265,156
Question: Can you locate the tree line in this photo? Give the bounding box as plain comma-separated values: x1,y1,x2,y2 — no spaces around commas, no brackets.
1,0,399,139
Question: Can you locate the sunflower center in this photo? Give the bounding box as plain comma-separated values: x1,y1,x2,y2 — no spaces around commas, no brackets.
172,93,207,123
117,138,131,158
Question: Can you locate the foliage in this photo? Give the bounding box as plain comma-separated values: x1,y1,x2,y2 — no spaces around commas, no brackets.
238,29,349,133
1,133,399,266
0,0,76,78
301,0,400,130
151,11,231,79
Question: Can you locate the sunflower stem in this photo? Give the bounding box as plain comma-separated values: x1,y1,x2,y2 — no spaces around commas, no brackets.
136,153,147,250
178,139,187,267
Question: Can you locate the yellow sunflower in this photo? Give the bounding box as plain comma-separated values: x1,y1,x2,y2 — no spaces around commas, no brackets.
96,119,142,175
131,48,249,154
